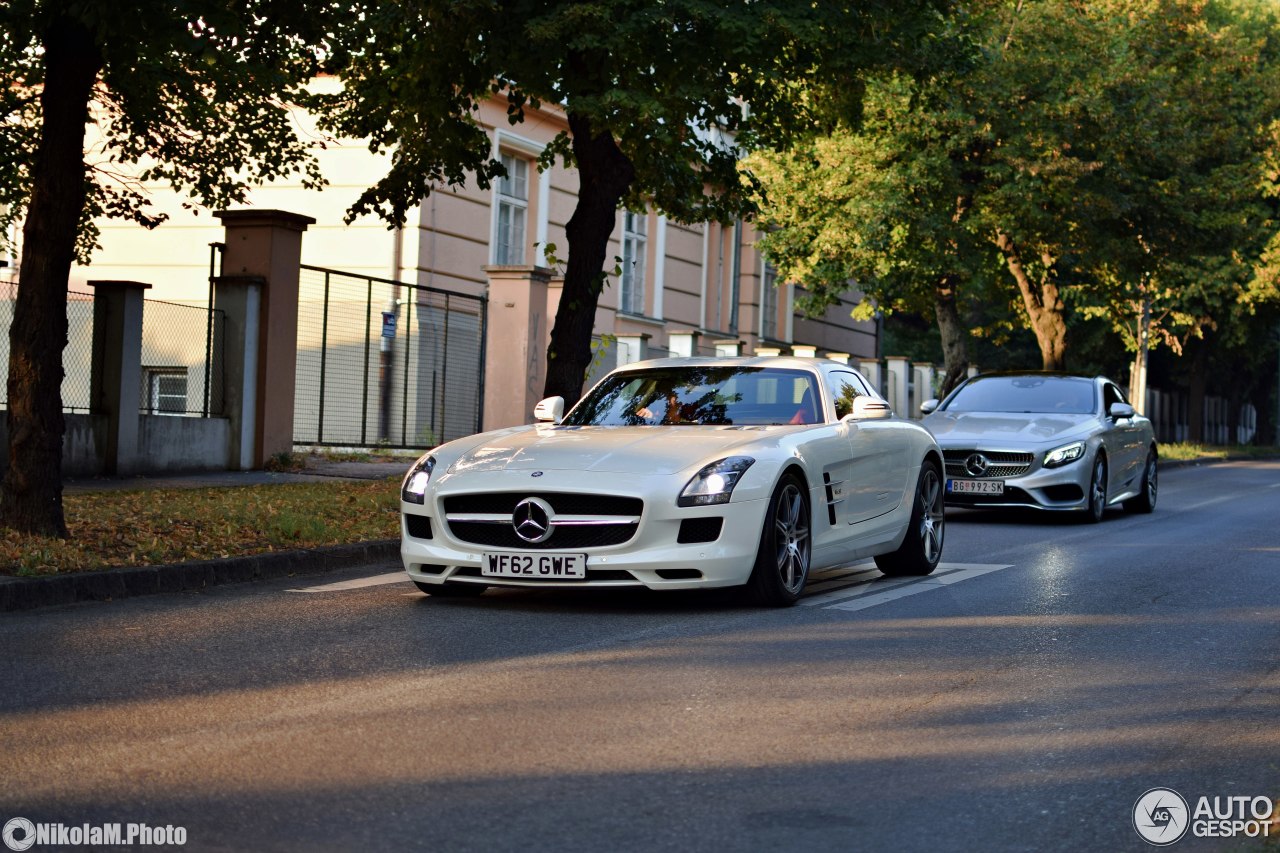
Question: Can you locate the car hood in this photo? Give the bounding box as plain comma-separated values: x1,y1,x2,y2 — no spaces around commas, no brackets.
445,424,778,476
924,411,1096,446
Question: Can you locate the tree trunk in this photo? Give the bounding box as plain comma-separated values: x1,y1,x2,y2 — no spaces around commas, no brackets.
934,275,969,396
994,231,1067,371
1187,335,1207,444
543,110,635,407
0,20,101,537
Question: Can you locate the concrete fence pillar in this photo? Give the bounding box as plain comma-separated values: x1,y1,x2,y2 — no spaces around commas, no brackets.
616,333,651,367
89,280,150,475
213,275,263,470
911,362,936,418
482,265,552,430
714,339,744,357
825,352,851,365
754,346,782,357
667,330,701,358
214,209,314,466
885,355,910,416
967,364,980,379
791,344,817,358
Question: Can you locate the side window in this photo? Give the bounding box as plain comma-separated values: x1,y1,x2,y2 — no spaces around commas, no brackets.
1102,383,1123,413
827,371,864,419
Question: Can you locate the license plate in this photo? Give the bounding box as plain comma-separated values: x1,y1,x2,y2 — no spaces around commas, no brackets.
947,478,1005,495
482,553,587,579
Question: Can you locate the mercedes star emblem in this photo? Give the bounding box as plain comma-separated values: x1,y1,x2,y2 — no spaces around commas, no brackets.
964,453,990,477
512,496,555,544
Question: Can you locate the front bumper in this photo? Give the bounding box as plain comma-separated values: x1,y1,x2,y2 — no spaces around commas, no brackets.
941,449,1091,512
401,488,770,591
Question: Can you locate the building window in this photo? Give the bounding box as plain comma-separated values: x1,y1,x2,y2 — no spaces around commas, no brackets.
620,210,647,316
495,153,528,265
145,368,187,415
761,262,778,341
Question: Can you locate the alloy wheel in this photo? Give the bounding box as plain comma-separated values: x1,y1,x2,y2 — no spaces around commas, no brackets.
919,466,945,565
773,483,810,594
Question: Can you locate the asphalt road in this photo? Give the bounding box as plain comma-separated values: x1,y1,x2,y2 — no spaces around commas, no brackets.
2,461,1278,852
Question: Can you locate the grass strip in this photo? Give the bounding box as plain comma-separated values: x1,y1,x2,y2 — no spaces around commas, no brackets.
2,478,400,577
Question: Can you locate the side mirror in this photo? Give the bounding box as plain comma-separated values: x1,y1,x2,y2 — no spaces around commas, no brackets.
533,396,564,423
1108,402,1135,420
920,399,940,416
845,396,892,421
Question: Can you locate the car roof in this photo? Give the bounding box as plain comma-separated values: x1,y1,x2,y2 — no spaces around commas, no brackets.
963,371,1103,382
615,355,849,374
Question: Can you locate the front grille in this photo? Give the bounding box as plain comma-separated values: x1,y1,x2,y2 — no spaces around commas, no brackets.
446,521,637,550
442,491,643,550
443,493,643,516
943,449,1034,479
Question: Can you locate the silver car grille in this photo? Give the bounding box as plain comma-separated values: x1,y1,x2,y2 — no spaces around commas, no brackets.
943,449,1035,479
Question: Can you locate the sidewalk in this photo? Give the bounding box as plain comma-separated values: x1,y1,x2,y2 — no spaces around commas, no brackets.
3,458,412,612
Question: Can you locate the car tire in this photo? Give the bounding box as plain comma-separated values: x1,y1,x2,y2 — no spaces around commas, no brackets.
413,581,486,597
875,459,945,577
1125,450,1158,513
745,473,811,607
1084,453,1108,523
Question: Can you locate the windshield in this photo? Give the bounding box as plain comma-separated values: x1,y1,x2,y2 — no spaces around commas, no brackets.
563,366,823,427
942,375,1097,415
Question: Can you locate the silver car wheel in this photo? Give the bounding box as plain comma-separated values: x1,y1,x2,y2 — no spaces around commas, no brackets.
773,483,810,594
1088,455,1107,522
919,466,945,564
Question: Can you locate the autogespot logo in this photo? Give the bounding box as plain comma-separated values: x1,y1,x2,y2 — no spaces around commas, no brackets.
2,818,35,852
1134,788,1191,846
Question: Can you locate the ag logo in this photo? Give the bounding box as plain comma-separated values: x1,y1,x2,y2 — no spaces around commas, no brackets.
3,818,35,852
1133,788,1190,846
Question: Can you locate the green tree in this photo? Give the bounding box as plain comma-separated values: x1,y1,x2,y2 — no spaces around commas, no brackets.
0,1,330,536
754,0,1280,386
751,71,991,395
310,0,952,408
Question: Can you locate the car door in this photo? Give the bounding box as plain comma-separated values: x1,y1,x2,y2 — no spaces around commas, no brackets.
1102,381,1144,493
828,371,910,525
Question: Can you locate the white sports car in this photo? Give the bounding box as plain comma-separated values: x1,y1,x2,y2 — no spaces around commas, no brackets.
400,357,946,606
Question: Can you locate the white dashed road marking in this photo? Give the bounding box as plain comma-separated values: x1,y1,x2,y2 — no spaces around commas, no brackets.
801,563,1013,612
287,572,408,593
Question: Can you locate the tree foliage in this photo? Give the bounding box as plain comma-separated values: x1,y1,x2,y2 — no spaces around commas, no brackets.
0,0,334,536
753,0,1280,389
311,0,955,406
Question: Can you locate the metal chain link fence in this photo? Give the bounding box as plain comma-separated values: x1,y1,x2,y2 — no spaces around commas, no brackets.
0,283,96,413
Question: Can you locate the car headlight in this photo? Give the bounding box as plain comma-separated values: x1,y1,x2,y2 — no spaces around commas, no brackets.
401,455,436,504
678,457,754,507
1043,441,1085,469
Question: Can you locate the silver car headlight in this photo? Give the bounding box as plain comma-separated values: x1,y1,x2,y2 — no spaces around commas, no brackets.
401,455,437,504
1043,441,1085,469
678,457,754,507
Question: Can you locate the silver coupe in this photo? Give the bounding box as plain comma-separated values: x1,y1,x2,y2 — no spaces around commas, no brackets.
921,372,1158,521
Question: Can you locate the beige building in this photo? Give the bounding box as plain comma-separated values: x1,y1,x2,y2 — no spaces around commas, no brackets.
7,80,878,443
68,82,873,336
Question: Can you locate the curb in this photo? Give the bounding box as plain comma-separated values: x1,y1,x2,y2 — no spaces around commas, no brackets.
0,539,400,613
